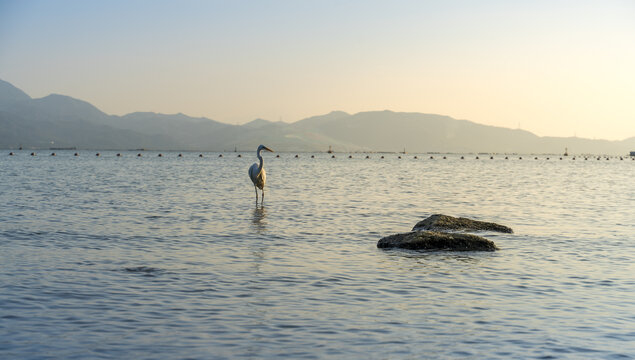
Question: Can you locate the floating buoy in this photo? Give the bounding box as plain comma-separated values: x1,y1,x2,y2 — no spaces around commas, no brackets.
546,157,549,160
505,156,508,160
96,153,100,157
116,153,121,157
381,155,384,159
158,153,163,157
559,157,562,160
460,156,464,159
398,156,401,159
519,157,522,160
199,154,204,158
311,155,314,158
137,153,142,157
366,155,370,159
413,156,417,159
237,154,241,158
443,156,446,159
534,157,538,160
50,153,56,156
490,156,493,159
74,153,79,156
219,154,223,157
9,152,14,156
31,152,36,156
276,154,280,158
178,153,182,157
295,154,299,158
475,156,479,159
331,155,335,158
429,156,433,159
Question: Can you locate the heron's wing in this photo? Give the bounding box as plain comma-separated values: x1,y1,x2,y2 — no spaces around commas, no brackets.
248,163,260,184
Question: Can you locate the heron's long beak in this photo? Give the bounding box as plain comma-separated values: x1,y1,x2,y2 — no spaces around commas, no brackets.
263,146,274,152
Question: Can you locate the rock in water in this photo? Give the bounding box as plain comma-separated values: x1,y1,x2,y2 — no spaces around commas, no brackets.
412,214,513,233
377,231,499,252
377,214,511,252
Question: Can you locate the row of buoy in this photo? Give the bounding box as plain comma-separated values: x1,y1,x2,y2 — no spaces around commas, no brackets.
7,151,633,161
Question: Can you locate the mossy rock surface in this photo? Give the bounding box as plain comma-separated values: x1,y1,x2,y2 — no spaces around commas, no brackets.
412,214,513,233
377,231,499,252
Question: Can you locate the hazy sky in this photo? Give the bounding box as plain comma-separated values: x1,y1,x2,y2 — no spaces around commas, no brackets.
1,0,634,140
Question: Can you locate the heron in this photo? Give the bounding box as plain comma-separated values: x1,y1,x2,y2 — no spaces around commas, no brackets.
249,144,274,204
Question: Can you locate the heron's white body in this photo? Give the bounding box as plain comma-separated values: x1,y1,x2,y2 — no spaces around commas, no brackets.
248,145,273,204
248,163,266,190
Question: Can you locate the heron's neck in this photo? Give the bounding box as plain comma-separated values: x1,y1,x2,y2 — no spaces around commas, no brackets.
257,150,264,173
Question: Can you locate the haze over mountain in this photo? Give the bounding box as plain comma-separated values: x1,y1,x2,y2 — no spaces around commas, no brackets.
1,79,633,154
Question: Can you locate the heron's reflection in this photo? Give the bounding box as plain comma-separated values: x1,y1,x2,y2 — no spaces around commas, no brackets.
252,206,267,233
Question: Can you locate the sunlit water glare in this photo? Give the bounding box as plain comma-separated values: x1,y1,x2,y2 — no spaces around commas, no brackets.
1,151,634,359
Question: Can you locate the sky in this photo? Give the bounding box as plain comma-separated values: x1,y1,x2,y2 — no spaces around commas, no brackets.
1,0,634,140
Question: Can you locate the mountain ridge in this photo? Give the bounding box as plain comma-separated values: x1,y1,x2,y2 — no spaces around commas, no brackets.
0,79,31,108
0,79,633,154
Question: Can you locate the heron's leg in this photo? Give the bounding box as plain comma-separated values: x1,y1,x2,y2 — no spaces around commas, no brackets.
261,188,265,204
254,186,259,204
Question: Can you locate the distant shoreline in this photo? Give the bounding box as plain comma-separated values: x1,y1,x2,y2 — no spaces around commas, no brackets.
5,148,633,158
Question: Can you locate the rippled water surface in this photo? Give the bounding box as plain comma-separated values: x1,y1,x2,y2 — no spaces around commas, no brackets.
1,151,634,359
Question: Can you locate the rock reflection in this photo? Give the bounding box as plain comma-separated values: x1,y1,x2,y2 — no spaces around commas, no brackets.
252,206,267,233
379,249,489,272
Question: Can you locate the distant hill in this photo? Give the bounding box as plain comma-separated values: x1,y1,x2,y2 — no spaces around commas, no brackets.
0,79,633,154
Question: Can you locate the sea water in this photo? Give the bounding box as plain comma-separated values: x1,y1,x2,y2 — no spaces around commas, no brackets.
1,151,634,359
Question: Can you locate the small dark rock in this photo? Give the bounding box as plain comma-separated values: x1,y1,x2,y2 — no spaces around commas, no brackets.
125,266,158,273
413,214,513,233
377,231,498,251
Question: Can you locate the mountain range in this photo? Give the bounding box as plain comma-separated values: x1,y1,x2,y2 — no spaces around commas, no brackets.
1,79,633,154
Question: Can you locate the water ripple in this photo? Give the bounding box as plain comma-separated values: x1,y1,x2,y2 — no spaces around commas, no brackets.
1,152,634,359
